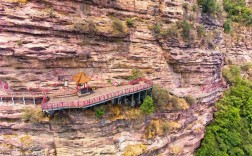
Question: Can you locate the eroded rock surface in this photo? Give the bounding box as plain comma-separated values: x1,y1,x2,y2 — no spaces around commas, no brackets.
0,0,251,155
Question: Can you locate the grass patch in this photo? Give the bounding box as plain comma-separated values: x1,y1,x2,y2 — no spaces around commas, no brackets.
126,18,135,28
112,18,127,36
22,107,48,123
124,144,147,156
224,18,232,33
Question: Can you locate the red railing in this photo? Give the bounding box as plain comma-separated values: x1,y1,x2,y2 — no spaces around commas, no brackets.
1,92,46,98
42,83,152,111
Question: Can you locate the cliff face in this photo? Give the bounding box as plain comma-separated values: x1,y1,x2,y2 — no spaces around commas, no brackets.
0,0,251,155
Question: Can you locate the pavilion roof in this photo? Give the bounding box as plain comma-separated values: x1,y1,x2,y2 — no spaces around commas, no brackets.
72,72,91,84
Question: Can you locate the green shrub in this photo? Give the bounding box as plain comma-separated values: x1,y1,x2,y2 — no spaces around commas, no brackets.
185,95,197,106
223,18,232,33
95,106,105,118
196,25,206,38
198,0,221,15
112,18,126,35
177,20,192,41
223,0,252,25
140,96,155,115
126,18,135,27
153,23,162,35
128,68,143,80
152,85,169,109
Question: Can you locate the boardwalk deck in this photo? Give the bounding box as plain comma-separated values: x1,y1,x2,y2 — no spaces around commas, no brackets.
42,82,153,112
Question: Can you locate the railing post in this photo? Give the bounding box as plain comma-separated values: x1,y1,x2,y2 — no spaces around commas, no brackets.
12,96,15,105
23,97,26,105
33,97,36,106
138,92,140,104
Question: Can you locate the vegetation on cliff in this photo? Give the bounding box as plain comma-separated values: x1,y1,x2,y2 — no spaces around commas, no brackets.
198,0,252,25
196,66,252,156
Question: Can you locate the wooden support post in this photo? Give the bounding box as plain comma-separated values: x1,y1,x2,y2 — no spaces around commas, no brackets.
131,94,135,107
23,97,26,105
12,96,15,105
138,92,140,104
149,89,152,98
33,97,36,106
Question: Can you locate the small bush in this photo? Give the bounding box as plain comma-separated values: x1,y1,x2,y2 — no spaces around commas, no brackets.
188,14,195,21
198,0,221,15
126,18,135,27
196,25,206,38
152,85,169,110
73,20,97,34
223,0,252,25
140,96,155,115
185,95,197,106
161,25,178,38
95,106,105,118
182,3,189,11
170,97,181,110
153,23,162,35
128,68,143,80
162,122,170,134
222,65,241,84
192,4,198,12
223,18,232,34
22,107,46,123
112,18,126,35
177,20,192,41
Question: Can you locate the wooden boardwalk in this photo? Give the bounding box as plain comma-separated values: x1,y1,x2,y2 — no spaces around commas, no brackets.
42,82,153,113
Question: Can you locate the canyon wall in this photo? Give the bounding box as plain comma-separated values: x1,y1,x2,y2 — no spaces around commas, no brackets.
0,0,251,155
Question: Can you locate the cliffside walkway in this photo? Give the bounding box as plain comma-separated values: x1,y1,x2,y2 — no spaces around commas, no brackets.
0,91,45,105
41,81,153,114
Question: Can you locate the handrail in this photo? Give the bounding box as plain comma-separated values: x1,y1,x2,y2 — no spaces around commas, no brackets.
0,92,46,98
42,83,153,111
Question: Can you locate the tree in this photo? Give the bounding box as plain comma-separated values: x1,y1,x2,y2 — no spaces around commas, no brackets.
140,96,155,115
196,67,252,155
